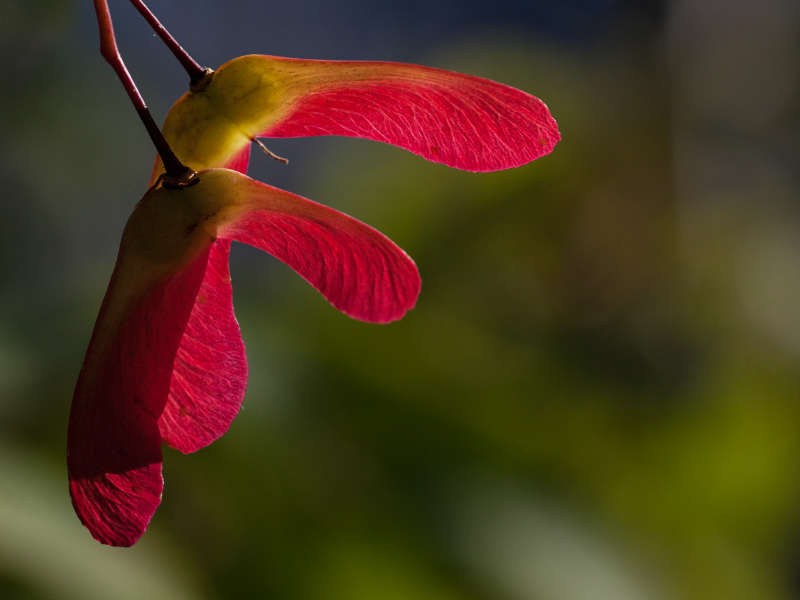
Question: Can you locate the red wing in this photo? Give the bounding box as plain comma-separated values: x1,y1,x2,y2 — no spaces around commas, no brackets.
158,148,251,454
68,246,211,546
260,58,559,172
219,175,421,324
159,240,248,453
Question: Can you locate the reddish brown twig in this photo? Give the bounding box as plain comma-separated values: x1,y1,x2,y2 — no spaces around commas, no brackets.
92,0,193,182
126,0,210,86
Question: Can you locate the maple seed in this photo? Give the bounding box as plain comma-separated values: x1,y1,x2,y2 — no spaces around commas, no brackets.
155,55,561,177
74,0,560,548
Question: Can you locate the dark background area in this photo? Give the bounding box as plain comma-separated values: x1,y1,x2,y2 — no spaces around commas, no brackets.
2,0,800,599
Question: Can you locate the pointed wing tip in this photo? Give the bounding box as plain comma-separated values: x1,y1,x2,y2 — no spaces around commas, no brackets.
69,466,162,547
468,108,561,172
341,267,422,324
160,395,245,454
416,117,561,173
91,526,145,548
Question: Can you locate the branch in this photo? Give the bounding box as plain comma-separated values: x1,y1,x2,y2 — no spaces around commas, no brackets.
92,0,192,181
127,0,210,86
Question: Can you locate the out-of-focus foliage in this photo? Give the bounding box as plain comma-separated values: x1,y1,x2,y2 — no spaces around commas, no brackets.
2,0,800,598
0,443,205,600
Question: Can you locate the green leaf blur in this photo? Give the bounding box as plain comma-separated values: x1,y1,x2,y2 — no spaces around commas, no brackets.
1,1,798,599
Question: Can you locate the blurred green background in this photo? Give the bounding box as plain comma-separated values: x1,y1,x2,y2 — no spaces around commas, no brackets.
2,0,800,598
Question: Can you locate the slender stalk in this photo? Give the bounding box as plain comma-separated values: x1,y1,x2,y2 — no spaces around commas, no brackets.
254,138,289,164
92,0,191,180
126,0,209,85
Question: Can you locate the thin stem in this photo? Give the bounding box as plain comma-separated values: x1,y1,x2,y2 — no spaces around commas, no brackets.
127,0,209,85
254,138,289,164
92,0,191,180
